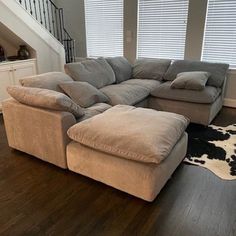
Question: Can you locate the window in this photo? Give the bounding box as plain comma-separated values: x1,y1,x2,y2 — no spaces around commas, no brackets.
137,0,189,59
202,0,236,68
84,0,123,57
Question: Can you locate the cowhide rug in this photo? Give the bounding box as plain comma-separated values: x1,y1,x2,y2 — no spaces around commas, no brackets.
184,124,236,180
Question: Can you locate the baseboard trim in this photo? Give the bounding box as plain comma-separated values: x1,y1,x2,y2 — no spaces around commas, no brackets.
224,98,236,108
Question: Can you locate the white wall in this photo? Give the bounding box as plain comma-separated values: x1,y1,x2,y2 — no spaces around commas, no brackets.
0,0,65,73
0,37,17,58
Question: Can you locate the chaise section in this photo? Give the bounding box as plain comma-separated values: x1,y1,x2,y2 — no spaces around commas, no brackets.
100,84,150,106
2,99,76,168
151,81,221,104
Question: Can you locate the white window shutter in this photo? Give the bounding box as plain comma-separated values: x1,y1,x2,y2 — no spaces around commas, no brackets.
84,0,123,57
202,0,236,68
137,0,189,59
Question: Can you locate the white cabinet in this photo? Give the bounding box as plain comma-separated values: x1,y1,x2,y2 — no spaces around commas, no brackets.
0,59,37,110
0,65,12,106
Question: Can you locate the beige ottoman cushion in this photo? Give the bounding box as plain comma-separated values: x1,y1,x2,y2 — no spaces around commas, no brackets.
67,105,189,164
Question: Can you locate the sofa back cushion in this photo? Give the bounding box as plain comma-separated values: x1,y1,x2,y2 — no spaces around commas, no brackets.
133,58,171,81
19,72,73,93
105,57,132,83
164,60,229,87
59,81,109,108
7,86,84,118
64,58,116,89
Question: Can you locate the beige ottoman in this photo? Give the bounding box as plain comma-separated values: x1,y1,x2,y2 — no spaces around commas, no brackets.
67,105,189,202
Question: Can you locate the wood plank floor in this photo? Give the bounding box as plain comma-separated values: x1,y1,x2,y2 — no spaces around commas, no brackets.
0,108,236,236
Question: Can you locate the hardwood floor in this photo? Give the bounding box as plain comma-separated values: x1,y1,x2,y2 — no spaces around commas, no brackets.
0,107,236,236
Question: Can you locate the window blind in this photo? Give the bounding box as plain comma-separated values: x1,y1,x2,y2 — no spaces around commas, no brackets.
84,0,123,57
137,0,189,59
202,0,236,68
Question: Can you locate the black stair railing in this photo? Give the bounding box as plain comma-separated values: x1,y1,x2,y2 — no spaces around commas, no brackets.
17,0,75,63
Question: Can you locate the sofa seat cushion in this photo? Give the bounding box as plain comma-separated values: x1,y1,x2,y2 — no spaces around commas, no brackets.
64,58,116,89
68,105,189,164
77,103,112,122
20,72,73,93
151,81,221,104
105,57,132,83
100,84,150,106
7,86,84,118
121,79,161,92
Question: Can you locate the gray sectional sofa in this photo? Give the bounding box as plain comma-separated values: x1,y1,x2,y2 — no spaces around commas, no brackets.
2,56,229,201
65,57,229,125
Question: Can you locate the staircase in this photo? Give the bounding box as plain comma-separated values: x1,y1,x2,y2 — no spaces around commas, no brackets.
16,0,75,63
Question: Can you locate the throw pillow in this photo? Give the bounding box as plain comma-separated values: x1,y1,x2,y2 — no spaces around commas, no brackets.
171,71,211,90
59,81,109,108
105,57,132,83
7,86,84,118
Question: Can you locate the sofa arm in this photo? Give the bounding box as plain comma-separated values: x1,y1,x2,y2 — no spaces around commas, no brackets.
2,99,76,169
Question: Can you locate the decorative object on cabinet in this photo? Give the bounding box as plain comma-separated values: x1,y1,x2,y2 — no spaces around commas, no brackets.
17,45,30,60
0,45,6,62
7,56,19,61
0,59,37,110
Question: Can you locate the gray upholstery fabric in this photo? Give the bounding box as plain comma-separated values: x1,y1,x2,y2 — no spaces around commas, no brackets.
149,95,223,126
20,72,73,93
133,58,171,81
64,58,116,89
59,81,109,108
77,103,112,122
122,79,161,92
100,84,150,106
151,81,221,104
7,86,84,118
105,57,132,83
135,98,149,108
164,60,229,87
171,71,210,90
